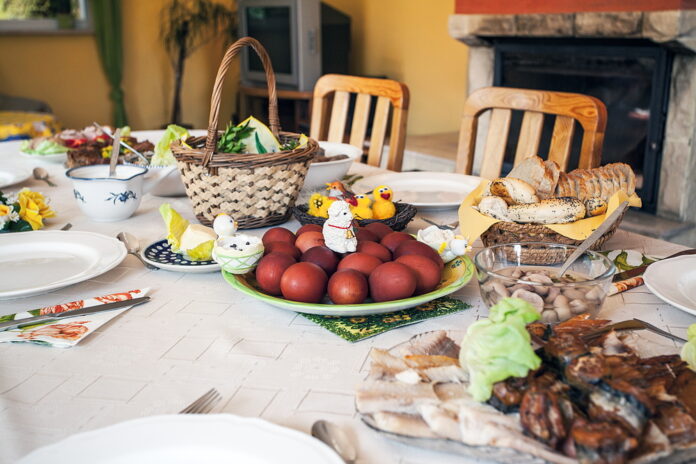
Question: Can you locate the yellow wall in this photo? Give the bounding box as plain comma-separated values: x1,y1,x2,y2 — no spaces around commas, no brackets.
0,0,467,135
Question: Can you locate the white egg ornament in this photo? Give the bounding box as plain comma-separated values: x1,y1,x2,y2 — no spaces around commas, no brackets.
211,214,264,274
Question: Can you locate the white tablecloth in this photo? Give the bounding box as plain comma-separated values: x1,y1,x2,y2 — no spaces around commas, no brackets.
0,142,693,464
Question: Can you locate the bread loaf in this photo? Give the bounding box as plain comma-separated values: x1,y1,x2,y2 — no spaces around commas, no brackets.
477,196,510,221
584,198,608,217
489,178,539,205
507,156,558,199
507,198,586,224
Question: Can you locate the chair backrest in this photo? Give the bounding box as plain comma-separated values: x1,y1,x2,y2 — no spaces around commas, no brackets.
310,74,410,171
456,87,607,179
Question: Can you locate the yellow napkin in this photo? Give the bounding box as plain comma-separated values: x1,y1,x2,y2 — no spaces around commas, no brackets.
458,181,642,243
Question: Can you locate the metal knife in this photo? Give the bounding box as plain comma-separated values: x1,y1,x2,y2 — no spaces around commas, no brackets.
0,296,151,332
613,249,696,282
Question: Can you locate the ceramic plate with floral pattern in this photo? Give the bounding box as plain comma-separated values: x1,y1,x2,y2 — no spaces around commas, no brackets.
141,239,220,273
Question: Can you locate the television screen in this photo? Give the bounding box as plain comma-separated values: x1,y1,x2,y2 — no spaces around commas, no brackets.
246,7,293,75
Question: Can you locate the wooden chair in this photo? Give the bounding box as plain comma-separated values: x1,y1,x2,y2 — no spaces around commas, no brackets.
310,74,410,171
456,87,607,179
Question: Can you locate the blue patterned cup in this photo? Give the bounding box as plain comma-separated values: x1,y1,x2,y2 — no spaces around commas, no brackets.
66,164,174,222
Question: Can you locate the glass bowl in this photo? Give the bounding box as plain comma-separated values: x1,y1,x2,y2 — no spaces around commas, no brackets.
474,242,616,322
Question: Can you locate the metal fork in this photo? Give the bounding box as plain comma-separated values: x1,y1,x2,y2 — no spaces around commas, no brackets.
179,388,222,414
422,217,459,230
583,318,687,343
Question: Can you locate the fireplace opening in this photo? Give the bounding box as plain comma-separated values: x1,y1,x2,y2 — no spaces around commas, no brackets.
492,38,673,213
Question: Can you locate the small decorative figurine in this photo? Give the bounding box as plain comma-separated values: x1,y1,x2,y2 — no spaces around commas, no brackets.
350,194,373,220
325,181,355,201
323,201,358,254
308,192,332,218
371,185,396,219
211,213,264,274
416,225,469,263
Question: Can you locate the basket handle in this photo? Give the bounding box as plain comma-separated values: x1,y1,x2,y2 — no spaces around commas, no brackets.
203,37,280,166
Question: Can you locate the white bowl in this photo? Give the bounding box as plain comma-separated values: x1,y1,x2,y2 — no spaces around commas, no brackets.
302,142,362,191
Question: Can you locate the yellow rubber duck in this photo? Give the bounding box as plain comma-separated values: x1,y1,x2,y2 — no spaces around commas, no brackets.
371,185,396,219
308,192,333,218
350,194,374,220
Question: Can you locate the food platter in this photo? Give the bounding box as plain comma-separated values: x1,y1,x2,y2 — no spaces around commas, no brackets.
223,255,475,316
17,414,343,464
141,239,220,273
0,230,126,299
353,172,483,211
644,255,696,316
0,164,31,188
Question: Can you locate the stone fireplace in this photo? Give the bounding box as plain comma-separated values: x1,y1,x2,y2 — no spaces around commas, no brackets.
449,7,696,224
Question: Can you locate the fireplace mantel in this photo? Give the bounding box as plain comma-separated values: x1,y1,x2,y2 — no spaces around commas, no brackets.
449,9,696,224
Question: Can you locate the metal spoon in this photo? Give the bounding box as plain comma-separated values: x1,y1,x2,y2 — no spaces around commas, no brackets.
117,232,158,270
311,420,357,464
422,217,458,230
108,128,122,178
32,167,56,187
556,201,629,278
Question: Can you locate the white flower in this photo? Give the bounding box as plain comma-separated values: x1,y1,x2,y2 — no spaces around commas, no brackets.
4,191,18,205
8,210,20,222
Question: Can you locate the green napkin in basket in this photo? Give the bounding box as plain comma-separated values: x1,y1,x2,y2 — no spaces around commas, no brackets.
302,296,471,342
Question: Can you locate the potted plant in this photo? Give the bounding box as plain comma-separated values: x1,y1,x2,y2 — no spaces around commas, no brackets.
160,0,237,127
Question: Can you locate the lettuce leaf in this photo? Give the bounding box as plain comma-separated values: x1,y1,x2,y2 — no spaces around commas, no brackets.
20,139,68,155
151,124,188,166
460,297,542,401
681,324,696,371
185,240,214,261
159,203,189,252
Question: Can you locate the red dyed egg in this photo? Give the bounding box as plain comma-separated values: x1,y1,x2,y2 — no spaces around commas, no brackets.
264,241,301,260
393,240,444,271
296,224,323,237
328,269,368,304
356,241,392,262
301,246,339,275
396,255,441,295
280,262,328,303
262,227,296,246
369,262,417,302
380,231,416,253
356,227,379,242
364,222,393,240
337,252,382,277
255,252,297,296
295,231,326,253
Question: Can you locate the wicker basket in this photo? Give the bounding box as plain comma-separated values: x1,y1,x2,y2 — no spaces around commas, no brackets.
171,37,318,228
480,209,626,251
292,203,417,232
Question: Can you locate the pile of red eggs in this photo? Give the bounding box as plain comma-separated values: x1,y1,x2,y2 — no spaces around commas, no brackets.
255,223,445,304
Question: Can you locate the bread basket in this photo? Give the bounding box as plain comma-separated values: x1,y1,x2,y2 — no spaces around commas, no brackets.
171,37,318,229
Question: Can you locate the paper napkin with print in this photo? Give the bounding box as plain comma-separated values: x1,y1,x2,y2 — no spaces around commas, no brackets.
0,289,149,348
602,250,658,295
302,296,471,342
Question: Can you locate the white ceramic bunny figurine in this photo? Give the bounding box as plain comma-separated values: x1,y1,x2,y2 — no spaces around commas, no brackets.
323,201,357,254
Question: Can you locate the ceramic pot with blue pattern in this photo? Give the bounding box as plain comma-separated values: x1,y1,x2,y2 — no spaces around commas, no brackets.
66,164,176,222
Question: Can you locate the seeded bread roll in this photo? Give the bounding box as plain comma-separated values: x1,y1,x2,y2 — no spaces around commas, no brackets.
489,178,539,205
506,198,586,224
584,198,608,217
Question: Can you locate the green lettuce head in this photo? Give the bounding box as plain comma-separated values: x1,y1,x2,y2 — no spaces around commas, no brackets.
159,203,189,252
151,124,189,166
460,297,542,402
681,324,696,371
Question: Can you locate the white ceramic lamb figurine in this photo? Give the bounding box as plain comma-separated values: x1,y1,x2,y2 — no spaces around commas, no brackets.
323,201,357,254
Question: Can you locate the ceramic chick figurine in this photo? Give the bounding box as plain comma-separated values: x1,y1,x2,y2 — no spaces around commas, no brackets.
371,185,396,219
350,194,373,220
323,201,357,253
308,192,333,218
213,213,238,238
416,225,469,263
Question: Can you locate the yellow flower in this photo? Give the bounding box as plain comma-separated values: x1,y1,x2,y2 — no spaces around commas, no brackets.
0,204,9,216
18,189,55,230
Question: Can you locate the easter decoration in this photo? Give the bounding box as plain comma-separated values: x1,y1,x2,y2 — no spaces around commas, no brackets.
417,225,470,263
159,203,216,261
211,213,264,274
293,181,416,231
323,201,358,254
0,188,55,232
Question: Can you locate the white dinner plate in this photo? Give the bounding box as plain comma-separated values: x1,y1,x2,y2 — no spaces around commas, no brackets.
0,230,126,300
0,164,31,188
19,150,67,164
18,414,343,464
644,255,696,316
353,172,484,211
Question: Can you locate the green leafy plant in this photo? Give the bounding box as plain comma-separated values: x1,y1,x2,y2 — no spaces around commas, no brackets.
160,0,237,126
281,139,300,151
217,121,255,153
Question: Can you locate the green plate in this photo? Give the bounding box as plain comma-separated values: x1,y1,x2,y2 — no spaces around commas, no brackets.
222,255,475,316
